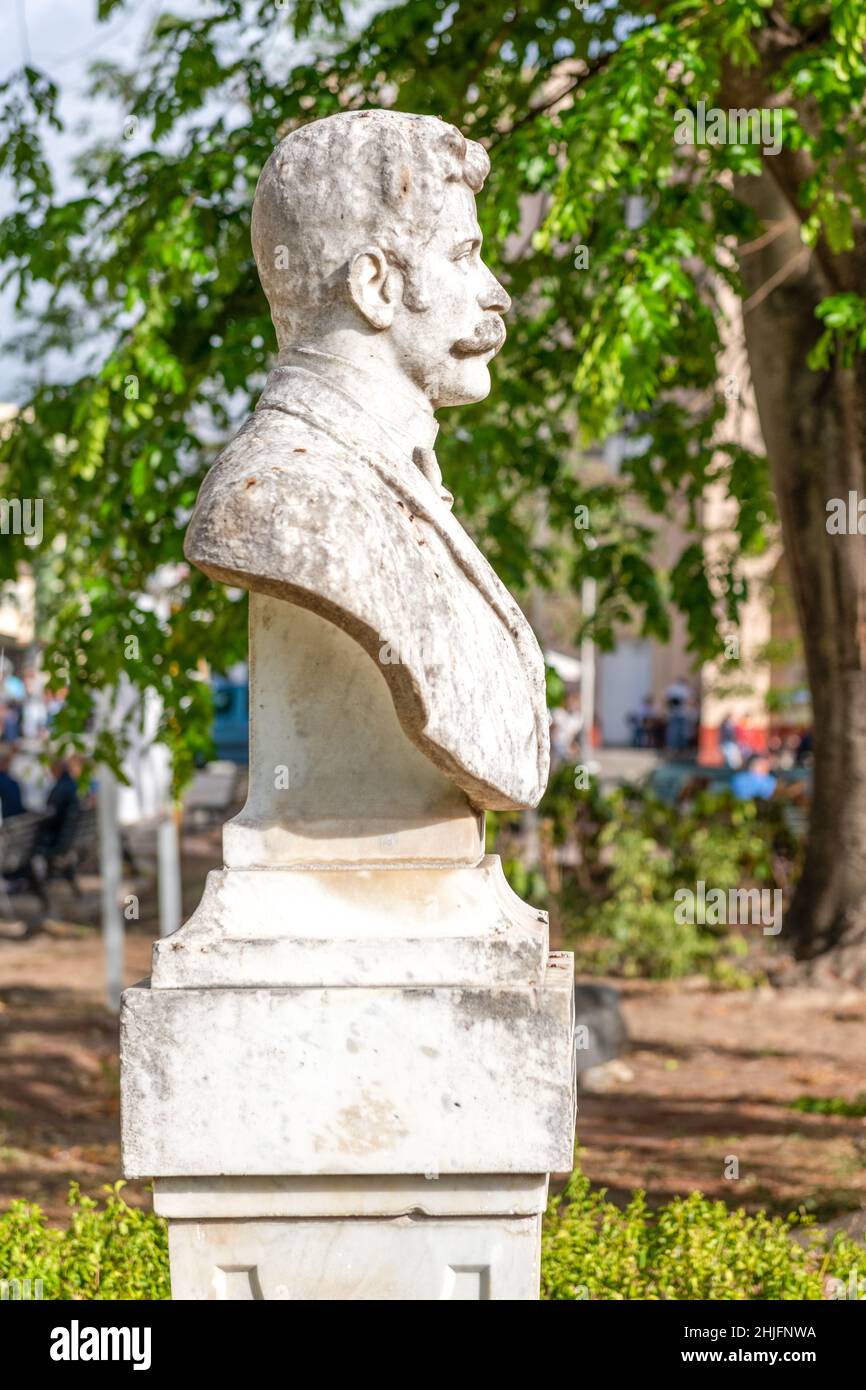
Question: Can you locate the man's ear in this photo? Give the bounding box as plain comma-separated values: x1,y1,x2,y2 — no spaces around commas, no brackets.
347,247,397,330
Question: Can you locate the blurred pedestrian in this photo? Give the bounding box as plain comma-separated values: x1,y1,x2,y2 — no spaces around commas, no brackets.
665,676,691,754
0,744,24,819
719,713,743,768
35,755,81,855
795,728,813,766
731,753,777,802
2,701,22,742
635,694,656,748
550,690,583,766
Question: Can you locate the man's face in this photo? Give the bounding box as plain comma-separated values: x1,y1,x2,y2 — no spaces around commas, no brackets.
389,182,511,408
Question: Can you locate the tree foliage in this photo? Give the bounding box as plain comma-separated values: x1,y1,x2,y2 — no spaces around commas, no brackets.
1,1,863,783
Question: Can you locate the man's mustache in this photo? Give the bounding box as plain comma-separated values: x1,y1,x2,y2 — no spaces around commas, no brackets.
450,317,506,357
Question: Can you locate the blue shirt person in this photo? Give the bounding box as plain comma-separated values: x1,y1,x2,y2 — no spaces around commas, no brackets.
731,754,777,802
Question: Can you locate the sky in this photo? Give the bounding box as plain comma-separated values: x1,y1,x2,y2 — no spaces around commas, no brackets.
0,1,177,401
0,0,368,402
1,1,159,79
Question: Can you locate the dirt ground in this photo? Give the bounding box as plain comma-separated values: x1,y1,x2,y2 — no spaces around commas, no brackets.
1,824,864,1227
578,977,866,1224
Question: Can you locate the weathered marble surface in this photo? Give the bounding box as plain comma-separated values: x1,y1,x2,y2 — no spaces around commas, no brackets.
122,109,576,1303
185,110,549,811
152,1174,549,1219
121,957,576,1177
168,1214,543,1301
186,368,549,810
150,857,550,989
223,596,484,866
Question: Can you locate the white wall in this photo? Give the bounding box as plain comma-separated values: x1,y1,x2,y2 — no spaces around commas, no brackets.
599,639,654,745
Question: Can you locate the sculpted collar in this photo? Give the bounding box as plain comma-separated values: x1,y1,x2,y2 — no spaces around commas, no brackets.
260,349,453,507
253,349,539,664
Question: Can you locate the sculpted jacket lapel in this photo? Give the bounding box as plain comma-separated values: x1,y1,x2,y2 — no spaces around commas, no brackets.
255,365,549,772
258,366,543,651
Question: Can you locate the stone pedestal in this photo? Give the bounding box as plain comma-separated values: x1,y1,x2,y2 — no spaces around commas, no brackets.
158,1177,549,1300
121,596,576,1299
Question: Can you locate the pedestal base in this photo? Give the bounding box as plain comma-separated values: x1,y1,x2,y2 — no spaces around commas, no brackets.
155,1176,547,1300
121,963,575,1176
120,597,576,1300
121,867,575,1298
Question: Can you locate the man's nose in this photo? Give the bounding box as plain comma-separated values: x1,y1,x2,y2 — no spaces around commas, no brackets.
478,267,511,315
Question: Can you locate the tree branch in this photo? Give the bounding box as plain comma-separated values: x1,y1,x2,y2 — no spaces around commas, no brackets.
742,245,811,313
490,50,615,146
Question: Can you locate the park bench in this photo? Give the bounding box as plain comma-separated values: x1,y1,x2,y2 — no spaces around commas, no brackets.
0,803,101,913
183,760,242,825
0,811,47,906
41,803,100,898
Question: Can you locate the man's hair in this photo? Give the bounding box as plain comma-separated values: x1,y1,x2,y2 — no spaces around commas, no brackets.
252,110,490,345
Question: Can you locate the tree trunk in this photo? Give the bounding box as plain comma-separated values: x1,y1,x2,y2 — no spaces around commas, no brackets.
735,170,866,984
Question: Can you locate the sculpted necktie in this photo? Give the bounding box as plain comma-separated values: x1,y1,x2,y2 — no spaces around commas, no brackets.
413,446,454,510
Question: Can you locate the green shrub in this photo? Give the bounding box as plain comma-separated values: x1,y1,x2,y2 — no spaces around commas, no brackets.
3,1166,863,1301
0,1182,169,1300
493,773,801,979
542,1165,865,1300
789,1094,866,1118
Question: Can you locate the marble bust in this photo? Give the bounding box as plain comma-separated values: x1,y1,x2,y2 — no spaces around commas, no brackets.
185,109,549,810
125,113,576,1303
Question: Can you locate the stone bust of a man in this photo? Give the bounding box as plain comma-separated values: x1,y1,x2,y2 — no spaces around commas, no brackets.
185,109,549,810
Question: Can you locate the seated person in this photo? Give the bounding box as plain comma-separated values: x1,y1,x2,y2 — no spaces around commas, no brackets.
731,753,777,802
0,744,24,818
35,756,81,856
